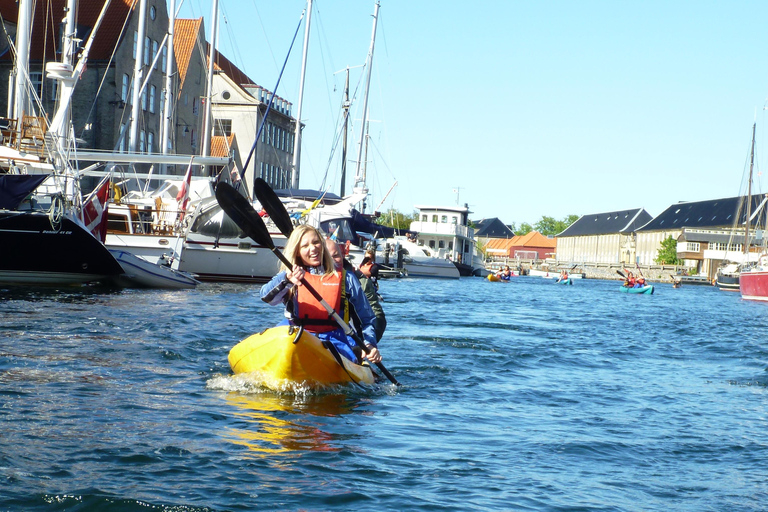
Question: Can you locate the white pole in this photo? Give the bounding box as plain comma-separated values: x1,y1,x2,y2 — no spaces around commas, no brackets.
129,0,148,152
161,0,177,159
200,0,219,160
353,1,380,191
290,0,312,188
13,0,32,120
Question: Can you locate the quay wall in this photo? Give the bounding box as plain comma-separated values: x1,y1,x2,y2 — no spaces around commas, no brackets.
488,260,702,284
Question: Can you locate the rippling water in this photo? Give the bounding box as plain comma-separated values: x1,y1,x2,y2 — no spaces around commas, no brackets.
2,276,768,511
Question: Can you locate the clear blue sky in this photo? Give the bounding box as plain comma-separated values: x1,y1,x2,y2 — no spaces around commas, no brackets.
176,0,768,226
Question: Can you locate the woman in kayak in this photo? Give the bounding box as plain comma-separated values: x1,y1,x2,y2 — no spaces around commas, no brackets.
260,225,382,364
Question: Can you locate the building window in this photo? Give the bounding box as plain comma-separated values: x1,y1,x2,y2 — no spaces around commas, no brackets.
144,36,150,66
147,132,154,153
214,119,232,136
149,85,156,113
162,46,167,73
133,31,137,59
119,123,126,152
121,74,129,102
152,40,158,69
685,242,701,252
150,5,156,20
139,130,146,153
141,89,147,111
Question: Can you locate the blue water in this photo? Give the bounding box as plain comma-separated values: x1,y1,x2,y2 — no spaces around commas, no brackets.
1,276,767,511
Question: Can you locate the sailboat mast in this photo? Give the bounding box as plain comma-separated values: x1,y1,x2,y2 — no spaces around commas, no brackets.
340,67,349,196
201,0,219,164
129,0,148,152
13,0,33,120
353,1,380,194
290,0,312,189
745,122,756,260
161,0,177,159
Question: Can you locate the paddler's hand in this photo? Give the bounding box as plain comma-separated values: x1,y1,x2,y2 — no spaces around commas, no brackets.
286,265,305,286
365,345,381,364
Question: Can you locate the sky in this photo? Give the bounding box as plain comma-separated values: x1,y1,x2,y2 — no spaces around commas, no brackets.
175,0,768,226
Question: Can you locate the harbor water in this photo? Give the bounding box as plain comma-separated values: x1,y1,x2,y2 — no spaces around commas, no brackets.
1,276,767,511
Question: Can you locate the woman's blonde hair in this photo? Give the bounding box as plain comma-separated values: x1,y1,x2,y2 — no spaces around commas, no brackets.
281,224,335,275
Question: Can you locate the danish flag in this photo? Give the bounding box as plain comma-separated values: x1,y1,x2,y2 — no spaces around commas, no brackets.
82,175,111,243
176,159,194,220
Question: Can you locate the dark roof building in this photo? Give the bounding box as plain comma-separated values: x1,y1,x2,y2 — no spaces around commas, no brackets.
558,208,653,237
637,195,762,232
475,218,515,239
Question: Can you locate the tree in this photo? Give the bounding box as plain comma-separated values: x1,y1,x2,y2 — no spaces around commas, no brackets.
379,209,418,231
517,222,533,235
534,214,580,236
655,235,682,265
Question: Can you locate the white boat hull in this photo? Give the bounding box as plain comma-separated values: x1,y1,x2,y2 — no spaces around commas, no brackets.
179,234,284,283
109,250,199,289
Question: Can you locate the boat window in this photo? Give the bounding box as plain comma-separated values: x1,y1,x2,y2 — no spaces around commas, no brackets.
432,215,438,223
429,240,435,249
319,219,360,247
421,248,432,257
452,216,457,224
439,241,445,248
421,215,427,221
190,204,244,238
441,215,447,223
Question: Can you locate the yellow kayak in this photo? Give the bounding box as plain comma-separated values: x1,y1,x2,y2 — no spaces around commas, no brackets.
487,274,500,282
228,325,375,389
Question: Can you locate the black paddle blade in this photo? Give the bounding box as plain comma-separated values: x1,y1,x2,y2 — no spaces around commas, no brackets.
255,178,294,237
215,182,275,250
616,270,625,278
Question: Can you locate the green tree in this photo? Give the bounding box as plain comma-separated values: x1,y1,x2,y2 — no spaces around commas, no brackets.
379,209,418,231
517,222,533,235
655,235,682,265
534,214,580,236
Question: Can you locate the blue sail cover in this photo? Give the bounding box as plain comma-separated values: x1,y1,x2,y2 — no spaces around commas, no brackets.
0,175,47,210
349,208,417,238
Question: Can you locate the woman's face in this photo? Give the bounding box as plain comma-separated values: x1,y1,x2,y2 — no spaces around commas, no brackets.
298,230,323,267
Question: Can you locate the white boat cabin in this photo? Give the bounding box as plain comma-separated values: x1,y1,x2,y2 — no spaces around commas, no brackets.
409,205,476,266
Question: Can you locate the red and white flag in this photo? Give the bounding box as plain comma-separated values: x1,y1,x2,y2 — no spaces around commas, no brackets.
82,175,111,243
176,159,194,219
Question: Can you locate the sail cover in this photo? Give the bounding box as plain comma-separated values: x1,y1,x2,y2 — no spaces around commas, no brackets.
349,208,417,238
0,174,47,210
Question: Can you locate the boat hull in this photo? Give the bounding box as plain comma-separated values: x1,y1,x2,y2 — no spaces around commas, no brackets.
619,285,654,294
229,326,375,388
179,234,283,283
0,211,123,285
739,270,768,301
109,249,199,289
715,273,740,292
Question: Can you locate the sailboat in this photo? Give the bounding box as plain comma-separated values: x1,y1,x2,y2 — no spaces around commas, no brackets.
716,123,759,292
0,0,125,286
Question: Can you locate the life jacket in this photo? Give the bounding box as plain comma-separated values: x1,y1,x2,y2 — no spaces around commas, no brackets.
295,270,349,333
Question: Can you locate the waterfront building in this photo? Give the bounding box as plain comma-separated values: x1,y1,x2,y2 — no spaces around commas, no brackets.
635,195,765,280
555,208,652,265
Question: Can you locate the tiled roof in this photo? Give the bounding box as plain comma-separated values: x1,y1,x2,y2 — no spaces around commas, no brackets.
557,208,652,237
511,231,557,249
637,195,763,232
173,18,203,90
0,0,134,62
210,134,235,158
212,51,254,87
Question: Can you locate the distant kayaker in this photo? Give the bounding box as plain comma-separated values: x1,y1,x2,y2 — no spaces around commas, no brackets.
260,225,382,364
497,265,512,281
357,253,387,342
557,270,569,283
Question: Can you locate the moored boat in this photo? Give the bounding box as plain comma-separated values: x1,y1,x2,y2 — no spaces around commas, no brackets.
228,325,375,389
739,254,768,301
108,249,199,289
619,284,654,294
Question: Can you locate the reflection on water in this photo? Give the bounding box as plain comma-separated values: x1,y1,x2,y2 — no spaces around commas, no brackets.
223,392,361,457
